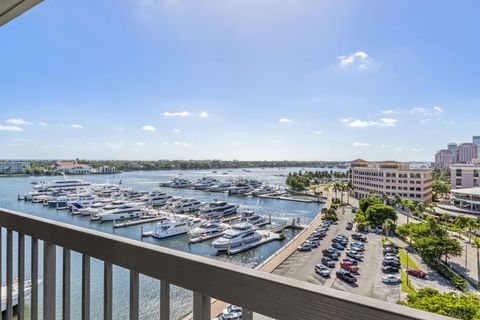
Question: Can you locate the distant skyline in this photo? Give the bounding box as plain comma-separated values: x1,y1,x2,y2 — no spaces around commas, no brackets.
1,1,480,161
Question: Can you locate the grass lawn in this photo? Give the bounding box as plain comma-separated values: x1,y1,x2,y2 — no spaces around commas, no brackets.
399,249,418,269
400,269,417,295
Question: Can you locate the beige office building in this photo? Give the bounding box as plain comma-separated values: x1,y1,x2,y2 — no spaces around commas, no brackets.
350,160,433,204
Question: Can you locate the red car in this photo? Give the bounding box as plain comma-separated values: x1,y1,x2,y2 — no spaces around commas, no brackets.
340,262,359,273
407,269,427,278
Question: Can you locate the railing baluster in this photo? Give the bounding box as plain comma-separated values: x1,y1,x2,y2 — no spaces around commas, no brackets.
43,242,56,320
129,271,139,320
63,248,71,320
160,281,170,320
6,230,13,320
31,238,38,320
82,255,90,320
18,233,25,320
193,292,211,320
103,262,113,320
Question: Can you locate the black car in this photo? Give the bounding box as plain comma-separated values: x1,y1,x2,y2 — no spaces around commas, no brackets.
332,242,345,250
382,266,400,273
382,260,400,267
321,257,336,268
336,270,357,283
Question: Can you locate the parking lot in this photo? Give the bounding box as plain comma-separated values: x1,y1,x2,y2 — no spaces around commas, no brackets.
273,206,402,303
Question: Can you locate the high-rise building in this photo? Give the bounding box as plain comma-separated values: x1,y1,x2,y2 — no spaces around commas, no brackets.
434,149,454,168
447,142,458,163
473,136,480,158
457,143,478,164
350,159,433,204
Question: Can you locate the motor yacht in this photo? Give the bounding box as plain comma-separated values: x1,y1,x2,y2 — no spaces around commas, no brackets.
208,182,232,192
212,223,262,251
238,210,268,226
188,220,228,238
95,204,146,221
170,198,203,213
151,217,201,239
198,201,238,219
146,190,172,206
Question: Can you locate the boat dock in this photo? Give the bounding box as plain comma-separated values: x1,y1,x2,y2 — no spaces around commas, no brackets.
113,216,165,229
224,231,285,255
256,194,325,203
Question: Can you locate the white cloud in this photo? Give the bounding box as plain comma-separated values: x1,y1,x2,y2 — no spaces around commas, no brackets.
394,147,404,152
163,111,193,117
71,124,83,129
380,144,391,148
6,118,32,125
12,138,30,142
0,125,23,132
198,112,208,118
353,142,370,147
411,148,424,152
340,118,397,128
135,142,148,146
173,128,181,133
106,142,123,149
38,122,48,127
337,51,371,70
141,125,156,132
314,130,323,135
411,106,443,116
443,120,455,125
279,118,295,124
172,141,191,147
382,110,399,115
420,118,432,124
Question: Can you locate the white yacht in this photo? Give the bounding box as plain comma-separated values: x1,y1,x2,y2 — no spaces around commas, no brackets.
33,178,91,192
75,199,112,216
252,185,279,196
199,201,238,219
188,220,228,238
147,191,172,206
208,182,232,192
170,198,203,213
212,223,262,251
95,204,146,221
151,217,201,239
227,185,253,195
238,210,268,226
193,177,219,190
67,194,98,211
171,178,191,188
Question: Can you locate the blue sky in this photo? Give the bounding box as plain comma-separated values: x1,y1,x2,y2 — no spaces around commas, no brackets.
1,0,480,161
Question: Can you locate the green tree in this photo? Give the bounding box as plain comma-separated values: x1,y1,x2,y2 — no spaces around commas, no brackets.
456,215,470,239
359,197,381,213
474,237,480,289
432,180,450,201
365,204,397,227
400,288,480,320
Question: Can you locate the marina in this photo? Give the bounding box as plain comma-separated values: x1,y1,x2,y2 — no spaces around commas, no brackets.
2,168,326,319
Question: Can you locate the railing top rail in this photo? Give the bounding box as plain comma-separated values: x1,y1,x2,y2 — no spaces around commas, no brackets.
0,208,450,320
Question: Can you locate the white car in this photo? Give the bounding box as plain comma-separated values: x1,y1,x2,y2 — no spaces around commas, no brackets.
382,275,401,284
315,264,331,277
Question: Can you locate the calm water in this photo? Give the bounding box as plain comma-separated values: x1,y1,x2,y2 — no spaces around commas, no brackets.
0,168,328,319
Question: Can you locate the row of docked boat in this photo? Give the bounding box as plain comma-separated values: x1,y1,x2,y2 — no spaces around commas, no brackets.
159,176,282,196
20,177,285,254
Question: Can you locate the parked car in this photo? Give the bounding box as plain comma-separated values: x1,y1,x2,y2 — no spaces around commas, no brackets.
306,240,320,248
382,266,399,274
332,243,345,250
351,245,365,252
342,258,358,266
340,262,359,273
352,234,367,242
383,247,399,255
407,269,427,278
336,270,357,283
352,241,365,248
384,252,399,258
324,251,339,260
382,260,400,267
382,275,401,284
346,223,353,230
346,251,363,260
383,242,398,249
297,243,312,252
315,264,331,277
321,257,336,268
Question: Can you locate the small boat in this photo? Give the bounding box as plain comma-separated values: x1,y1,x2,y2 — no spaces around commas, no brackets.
238,210,268,226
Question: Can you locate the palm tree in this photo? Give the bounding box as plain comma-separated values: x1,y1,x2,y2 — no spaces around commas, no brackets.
455,215,470,240
415,203,425,219
441,212,451,230
381,192,388,205
474,237,480,288
345,181,353,205
406,200,415,224
383,219,395,240
332,182,341,200
467,218,478,244
394,194,403,209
